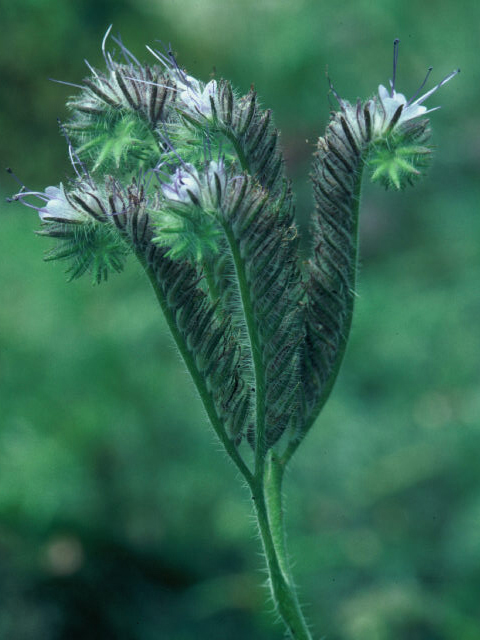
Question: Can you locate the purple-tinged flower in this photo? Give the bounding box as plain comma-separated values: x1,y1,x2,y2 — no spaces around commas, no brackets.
177,77,218,119
161,164,202,205
11,182,111,223
161,159,229,210
145,44,218,120
11,184,91,223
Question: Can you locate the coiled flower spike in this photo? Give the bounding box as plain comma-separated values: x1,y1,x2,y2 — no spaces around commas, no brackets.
8,33,458,640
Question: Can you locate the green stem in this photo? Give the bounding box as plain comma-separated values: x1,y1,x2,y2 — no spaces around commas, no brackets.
137,251,253,483
202,255,221,304
252,454,312,640
282,161,366,467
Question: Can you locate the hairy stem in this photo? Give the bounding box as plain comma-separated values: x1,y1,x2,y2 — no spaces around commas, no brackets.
252,458,312,640
202,255,221,304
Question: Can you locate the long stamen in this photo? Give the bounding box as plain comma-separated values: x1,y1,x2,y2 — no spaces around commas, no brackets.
412,68,460,106
326,69,346,112
5,167,27,189
406,66,433,105
49,78,86,91
111,34,142,68
57,118,92,186
146,44,175,75
167,45,188,85
84,59,99,79
391,38,400,96
102,24,114,71
123,76,177,91
9,189,51,210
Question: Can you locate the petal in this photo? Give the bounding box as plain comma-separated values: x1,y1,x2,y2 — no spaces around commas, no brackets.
45,185,62,199
378,84,390,101
392,90,407,105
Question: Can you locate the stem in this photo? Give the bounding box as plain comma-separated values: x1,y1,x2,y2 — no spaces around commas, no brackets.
252,453,312,640
202,254,221,303
282,161,366,467
137,251,253,483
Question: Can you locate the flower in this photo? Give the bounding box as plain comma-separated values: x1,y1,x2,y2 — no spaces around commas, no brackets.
161,164,202,205
41,185,88,222
177,76,218,119
161,159,229,209
145,44,218,120
11,183,92,223
206,159,227,207
370,39,459,136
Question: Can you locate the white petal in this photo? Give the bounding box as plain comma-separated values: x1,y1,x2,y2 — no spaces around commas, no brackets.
378,84,390,101
44,185,62,199
392,90,407,105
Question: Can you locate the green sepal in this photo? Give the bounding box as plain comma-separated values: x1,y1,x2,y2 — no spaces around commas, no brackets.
368,119,432,190
37,220,129,284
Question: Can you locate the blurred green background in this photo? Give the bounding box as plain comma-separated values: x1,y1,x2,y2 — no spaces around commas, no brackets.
1,1,479,638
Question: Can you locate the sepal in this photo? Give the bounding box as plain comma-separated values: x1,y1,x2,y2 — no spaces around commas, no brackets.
37,220,129,284
368,119,432,190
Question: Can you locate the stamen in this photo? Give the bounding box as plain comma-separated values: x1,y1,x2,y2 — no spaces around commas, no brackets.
326,69,346,111
9,189,51,210
406,66,433,105
123,76,177,91
5,167,27,189
111,34,142,68
102,24,114,71
49,78,86,91
84,59,99,79
57,118,93,186
391,38,400,97
147,43,192,88
146,45,171,70
158,127,189,169
412,68,460,106
162,42,190,87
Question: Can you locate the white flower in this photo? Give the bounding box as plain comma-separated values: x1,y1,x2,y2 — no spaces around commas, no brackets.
162,164,202,205
206,159,227,207
177,76,218,119
11,183,92,223
161,159,229,209
145,44,219,120
369,40,459,136
41,185,86,222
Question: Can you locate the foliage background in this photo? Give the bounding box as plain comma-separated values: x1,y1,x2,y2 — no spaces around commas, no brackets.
1,1,479,638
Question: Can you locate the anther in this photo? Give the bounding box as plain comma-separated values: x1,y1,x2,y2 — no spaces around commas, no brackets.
5,167,26,188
